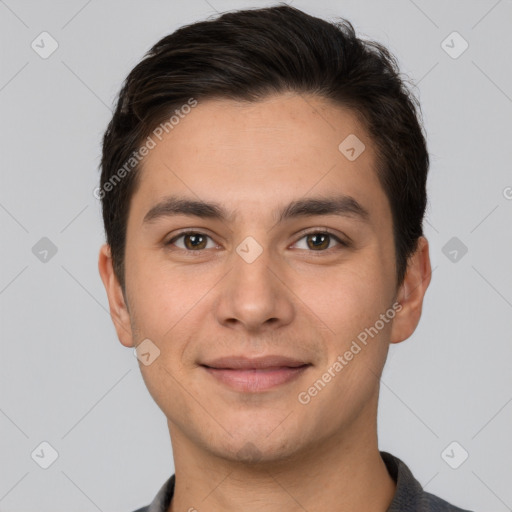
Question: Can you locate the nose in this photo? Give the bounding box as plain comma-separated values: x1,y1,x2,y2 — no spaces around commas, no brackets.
213,239,295,333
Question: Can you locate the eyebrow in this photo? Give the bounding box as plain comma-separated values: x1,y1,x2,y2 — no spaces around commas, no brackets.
142,194,371,225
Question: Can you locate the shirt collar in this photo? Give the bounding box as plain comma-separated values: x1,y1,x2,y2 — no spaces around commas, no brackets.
145,451,426,512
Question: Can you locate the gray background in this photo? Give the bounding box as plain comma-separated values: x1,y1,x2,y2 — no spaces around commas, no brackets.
1,0,511,510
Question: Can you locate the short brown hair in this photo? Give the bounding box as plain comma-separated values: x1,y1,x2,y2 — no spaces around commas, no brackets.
99,4,429,292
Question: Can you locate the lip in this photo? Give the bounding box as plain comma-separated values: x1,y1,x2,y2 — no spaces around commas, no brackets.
201,355,311,392
202,355,309,370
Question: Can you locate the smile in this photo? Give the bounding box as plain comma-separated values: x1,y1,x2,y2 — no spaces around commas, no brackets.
201,357,312,393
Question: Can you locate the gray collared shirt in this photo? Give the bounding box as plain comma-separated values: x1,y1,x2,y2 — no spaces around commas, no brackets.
132,451,474,512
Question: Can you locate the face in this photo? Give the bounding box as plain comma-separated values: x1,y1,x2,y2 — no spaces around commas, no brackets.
99,92,430,464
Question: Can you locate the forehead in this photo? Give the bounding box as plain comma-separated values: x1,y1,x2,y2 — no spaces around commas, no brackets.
130,93,391,228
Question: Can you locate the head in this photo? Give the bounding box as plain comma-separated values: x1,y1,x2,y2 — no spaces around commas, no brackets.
98,5,431,464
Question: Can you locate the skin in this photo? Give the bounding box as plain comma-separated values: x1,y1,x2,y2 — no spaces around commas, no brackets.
98,92,431,512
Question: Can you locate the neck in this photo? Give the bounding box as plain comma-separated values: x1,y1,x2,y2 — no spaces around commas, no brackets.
167,399,396,512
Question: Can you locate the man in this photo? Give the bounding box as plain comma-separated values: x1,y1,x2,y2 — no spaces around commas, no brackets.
97,5,473,512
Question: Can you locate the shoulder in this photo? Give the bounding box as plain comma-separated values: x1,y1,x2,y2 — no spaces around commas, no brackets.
420,490,474,511
129,474,175,512
381,451,474,512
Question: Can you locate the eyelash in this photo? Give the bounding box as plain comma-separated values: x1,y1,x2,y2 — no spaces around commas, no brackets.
165,229,350,254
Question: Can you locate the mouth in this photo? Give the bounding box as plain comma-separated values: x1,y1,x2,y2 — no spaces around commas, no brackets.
200,355,312,393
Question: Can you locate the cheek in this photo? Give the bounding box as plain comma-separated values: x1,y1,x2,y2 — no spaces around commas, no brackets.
125,254,182,346
126,255,223,366
292,255,394,391
294,258,389,335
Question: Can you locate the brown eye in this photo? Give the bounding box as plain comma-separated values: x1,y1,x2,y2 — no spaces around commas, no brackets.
293,231,348,252
306,233,330,250
183,233,207,250
167,232,215,250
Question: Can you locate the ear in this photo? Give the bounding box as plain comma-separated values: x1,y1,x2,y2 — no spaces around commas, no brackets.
389,236,432,344
98,243,134,347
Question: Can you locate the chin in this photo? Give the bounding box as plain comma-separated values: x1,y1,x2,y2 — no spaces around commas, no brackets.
201,421,310,466
215,439,301,466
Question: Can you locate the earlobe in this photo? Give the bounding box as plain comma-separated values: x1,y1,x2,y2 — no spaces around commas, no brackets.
97,244,134,347
389,236,432,344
